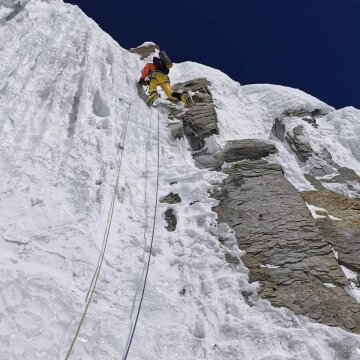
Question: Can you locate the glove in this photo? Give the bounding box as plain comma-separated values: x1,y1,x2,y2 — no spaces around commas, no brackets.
138,79,149,86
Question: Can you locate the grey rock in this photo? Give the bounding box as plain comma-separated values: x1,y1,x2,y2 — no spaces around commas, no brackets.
216,139,278,164
286,125,314,162
282,108,325,118
183,122,205,151
5,1,26,22
213,159,360,333
272,117,286,141
173,78,213,105
164,209,177,232
225,253,240,265
304,174,327,191
173,78,211,93
168,122,184,139
168,78,217,150
129,44,159,59
160,192,182,204
241,290,253,298
302,116,319,128
272,111,360,193
183,103,218,149
272,119,314,162
322,167,360,185
309,164,335,178
302,191,360,273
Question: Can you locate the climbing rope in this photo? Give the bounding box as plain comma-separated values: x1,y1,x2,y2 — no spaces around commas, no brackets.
121,108,161,360
128,109,153,319
64,93,140,360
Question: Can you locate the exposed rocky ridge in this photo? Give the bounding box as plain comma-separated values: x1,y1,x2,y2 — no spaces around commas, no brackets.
168,81,360,333
272,110,360,198
143,70,360,333
213,159,360,333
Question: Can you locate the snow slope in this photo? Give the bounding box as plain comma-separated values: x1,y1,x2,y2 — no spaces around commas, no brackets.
1,1,360,359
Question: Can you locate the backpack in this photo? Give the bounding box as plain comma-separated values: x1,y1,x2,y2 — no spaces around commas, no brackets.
153,57,169,74
159,50,172,66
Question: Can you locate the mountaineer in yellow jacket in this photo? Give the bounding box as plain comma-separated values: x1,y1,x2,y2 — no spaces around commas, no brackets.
138,50,189,107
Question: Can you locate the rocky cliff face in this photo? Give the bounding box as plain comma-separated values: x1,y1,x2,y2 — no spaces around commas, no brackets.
130,47,360,335
213,160,360,333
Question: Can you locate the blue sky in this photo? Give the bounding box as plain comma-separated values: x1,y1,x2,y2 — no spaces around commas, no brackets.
66,0,360,109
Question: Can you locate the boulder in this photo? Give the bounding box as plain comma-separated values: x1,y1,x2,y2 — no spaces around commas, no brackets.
183,103,218,151
216,139,278,164
129,43,159,59
173,78,213,105
160,192,182,204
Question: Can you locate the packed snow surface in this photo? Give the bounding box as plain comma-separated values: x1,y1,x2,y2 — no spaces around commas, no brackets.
1,1,360,359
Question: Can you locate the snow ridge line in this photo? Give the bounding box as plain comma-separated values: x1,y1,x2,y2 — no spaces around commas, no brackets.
122,108,161,360
64,95,140,359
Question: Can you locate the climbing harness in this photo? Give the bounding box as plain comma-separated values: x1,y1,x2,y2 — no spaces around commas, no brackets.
121,108,161,360
64,93,141,360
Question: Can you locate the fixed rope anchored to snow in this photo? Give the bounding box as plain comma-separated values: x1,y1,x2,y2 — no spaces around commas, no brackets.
64,94,140,360
121,108,161,360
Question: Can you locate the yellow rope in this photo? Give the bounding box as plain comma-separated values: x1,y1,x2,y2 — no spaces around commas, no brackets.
64,97,138,359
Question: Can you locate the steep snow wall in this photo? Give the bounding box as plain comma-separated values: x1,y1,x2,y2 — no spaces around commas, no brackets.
1,1,360,360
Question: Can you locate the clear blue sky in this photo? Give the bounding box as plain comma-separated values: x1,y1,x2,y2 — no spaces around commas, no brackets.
66,0,360,109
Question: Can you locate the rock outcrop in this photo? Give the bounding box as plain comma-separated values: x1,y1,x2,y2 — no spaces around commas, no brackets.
215,139,278,164
272,113,317,162
170,78,218,151
160,192,182,204
183,104,218,150
129,43,159,59
272,109,360,198
167,81,360,334
302,190,360,273
213,159,360,333
172,78,213,105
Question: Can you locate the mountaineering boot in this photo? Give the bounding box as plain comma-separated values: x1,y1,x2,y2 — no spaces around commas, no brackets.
147,91,159,106
180,93,190,108
171,91,190,108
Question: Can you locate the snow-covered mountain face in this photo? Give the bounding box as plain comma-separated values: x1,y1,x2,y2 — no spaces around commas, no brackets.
1,1,360,360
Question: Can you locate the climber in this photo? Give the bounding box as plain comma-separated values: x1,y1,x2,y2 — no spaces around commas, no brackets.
138,50,189,107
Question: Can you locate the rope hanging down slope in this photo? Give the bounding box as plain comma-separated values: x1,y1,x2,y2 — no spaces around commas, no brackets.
122,108,161,360
65,94,140,360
